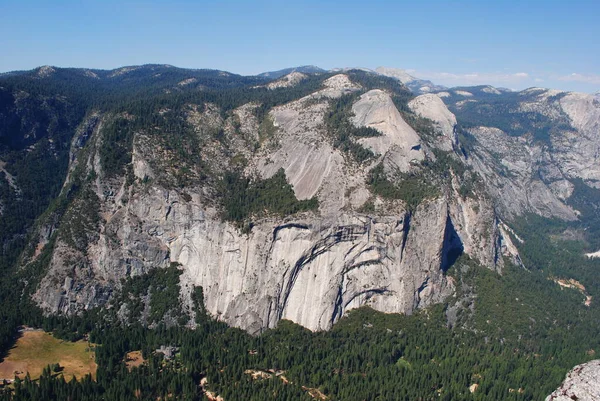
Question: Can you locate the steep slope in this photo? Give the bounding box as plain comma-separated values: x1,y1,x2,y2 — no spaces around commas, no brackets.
440,86,600,235
4,66,600,401
3,66,598,337
22,70,523,334
0,84,87,272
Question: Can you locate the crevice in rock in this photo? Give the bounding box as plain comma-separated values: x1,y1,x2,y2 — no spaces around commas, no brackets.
277,225,367,321
344,243,360,259
493,216,502,266
414,277,431,309
417,277,429,295
272,223,309,242
331,282,344,327
331,287,390,326
441,214,464,272
343,258,380,274
400,211,411,262
266,223,310,265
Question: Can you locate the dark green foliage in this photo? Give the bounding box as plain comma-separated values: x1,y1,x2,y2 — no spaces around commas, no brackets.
220,168,318,225
99,118,135,177
111,264,185,325
149,266,184,324
325,94,376,163
470,262,596,349
567,178,600,250
443,87,574,145
401,111,437,138
0,93,80,273
367,163,439,210
456,125,478,157
57,187,101,251
366,148,482,208
2,67,600,401
191,286,207,323
1,299,592,401
352,126,382,138
509,213,600,299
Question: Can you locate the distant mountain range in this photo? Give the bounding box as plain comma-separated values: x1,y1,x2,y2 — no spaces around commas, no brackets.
257,65,326,79
258,65,447,94
373,66,448,94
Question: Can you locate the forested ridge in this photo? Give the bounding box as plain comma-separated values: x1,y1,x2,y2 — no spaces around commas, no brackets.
1,66,600,400
1,236,599,400
1,269,599,400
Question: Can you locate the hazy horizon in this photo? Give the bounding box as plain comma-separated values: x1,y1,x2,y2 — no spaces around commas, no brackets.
1,0,598,93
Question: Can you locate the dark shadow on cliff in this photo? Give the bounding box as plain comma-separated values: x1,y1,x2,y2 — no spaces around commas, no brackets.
441,215,464,272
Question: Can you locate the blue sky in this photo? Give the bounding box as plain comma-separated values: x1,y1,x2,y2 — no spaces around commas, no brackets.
1,0,598,92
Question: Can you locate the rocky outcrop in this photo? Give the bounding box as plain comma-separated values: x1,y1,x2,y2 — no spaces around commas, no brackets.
555,93,600,183
440,86,600,220
3,65,595,338
35,72,600,335
464,126,577,220
546,360,600,401
266,72,307,89
36,178,502,333
408,94,458,151
351,90,425,173
374,67,446,94
30,73,522,333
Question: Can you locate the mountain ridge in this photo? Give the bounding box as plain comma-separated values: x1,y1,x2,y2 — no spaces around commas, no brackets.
1,66,597,334
1,64,600,400
3,63,597,98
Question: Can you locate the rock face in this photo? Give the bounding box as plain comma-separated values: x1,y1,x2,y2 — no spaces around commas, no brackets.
24,72,599,334
546,360,600,401
375,67,447,94
437,86,600,221
465,126,577,220
352,89,425,172
266,72,307,89
34,178,495,333
556,93,600,183
408,93,458,151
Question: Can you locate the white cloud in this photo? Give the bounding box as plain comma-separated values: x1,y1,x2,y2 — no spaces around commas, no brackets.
396,69,597,93
558,73,600,84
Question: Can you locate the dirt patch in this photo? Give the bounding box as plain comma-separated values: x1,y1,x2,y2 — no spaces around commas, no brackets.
552,277,593,306
302,386,328,400
125,350,146,371
244,369,272,380
0,330,96,382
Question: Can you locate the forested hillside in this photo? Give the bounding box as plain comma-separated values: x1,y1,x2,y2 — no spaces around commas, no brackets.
1,65,600,400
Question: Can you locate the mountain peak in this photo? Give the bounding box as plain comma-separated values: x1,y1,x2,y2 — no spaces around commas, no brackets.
375,66,417,84
374,66,447,94
35,65,56,78
258,65,325,79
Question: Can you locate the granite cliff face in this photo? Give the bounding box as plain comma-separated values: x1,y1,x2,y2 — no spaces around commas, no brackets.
14,69,598,333
546,360,600,401
439,86,600,221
